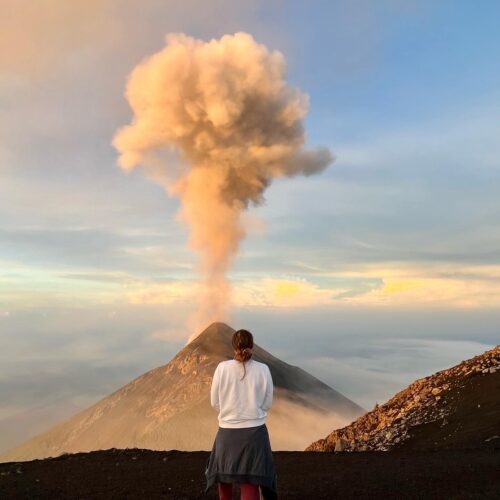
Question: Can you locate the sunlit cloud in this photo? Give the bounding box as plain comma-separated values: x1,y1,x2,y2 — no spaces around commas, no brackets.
126,281,197,305
122,263,500,309
232,277,344,307
3,260,500,311
329,263,500,309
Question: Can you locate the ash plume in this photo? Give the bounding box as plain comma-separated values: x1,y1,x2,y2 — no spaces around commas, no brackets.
113,32,334,333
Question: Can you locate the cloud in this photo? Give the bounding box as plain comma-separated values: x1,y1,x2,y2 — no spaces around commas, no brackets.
330,263,500,309
127,280,197,305
232,277,343,307
0,226,191,275
294,337,495,408
120,261,500,310
0,0,280,81
123,275,345,308
0,0,115,79
4,260,499,311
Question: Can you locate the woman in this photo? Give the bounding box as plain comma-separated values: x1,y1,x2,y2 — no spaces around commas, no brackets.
205,329,278,500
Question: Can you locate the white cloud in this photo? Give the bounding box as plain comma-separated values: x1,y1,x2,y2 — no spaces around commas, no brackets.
294,338,495,408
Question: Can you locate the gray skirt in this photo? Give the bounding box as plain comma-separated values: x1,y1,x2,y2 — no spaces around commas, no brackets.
205,423,278,498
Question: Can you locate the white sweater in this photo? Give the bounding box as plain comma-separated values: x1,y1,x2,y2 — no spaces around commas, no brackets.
210,359,273,428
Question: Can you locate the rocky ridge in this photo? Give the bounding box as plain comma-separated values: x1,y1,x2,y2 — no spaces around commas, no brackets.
306,345,499,452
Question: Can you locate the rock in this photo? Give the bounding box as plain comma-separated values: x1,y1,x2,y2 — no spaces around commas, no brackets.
334,438,348,452
484,435,499,442
431,388,441,396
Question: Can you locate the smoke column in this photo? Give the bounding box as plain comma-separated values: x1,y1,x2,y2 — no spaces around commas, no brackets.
113,32,333,334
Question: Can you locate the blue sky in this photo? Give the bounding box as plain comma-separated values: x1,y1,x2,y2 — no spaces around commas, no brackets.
0,0,499,452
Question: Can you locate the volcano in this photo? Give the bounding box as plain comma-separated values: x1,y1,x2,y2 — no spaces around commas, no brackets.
0,322,363,462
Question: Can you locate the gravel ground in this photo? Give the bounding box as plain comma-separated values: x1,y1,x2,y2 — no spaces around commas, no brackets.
1,447,499,499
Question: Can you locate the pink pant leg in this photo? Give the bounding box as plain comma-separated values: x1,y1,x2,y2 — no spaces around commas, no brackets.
218,481,232,500
240,482,260,500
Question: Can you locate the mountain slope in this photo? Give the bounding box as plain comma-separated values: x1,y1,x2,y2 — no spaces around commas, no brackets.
0,322,364,462
306,345,500,452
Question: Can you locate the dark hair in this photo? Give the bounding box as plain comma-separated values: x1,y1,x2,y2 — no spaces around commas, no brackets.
232,329,253,380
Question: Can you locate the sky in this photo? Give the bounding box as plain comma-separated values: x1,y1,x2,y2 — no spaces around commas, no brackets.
1,0,499,453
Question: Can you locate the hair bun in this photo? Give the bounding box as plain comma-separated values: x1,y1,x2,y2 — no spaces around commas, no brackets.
232,330,254,375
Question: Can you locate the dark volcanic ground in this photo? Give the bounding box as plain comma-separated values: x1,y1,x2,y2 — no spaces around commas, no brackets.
1,447,499,499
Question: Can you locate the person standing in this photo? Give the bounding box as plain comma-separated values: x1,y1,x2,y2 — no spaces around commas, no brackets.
205,329,278,499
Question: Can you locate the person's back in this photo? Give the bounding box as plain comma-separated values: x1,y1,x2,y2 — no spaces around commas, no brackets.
211,358,273,428
205,329,278,500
